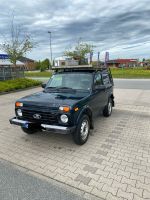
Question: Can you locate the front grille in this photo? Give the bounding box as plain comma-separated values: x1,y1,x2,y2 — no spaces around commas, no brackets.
22,109,59,125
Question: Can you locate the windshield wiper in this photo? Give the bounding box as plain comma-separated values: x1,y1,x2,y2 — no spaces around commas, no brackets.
46,86,57,89
56,87,73,90
44,86,76,93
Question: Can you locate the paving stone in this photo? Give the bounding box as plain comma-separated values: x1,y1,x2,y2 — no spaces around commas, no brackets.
78,182,93,193
121,160,133,168
106,193,124,200
91,188,108,199
116,127,123,131
108,134,119,139
127,185,143,197
96,150,108,156
102,184,118,196
117,169,130,178
133,195,145,200
121,177,136,187
125,166,139,174
96,168,109,178
145,177,150,184
87,172,100,181
112,180,127,191
136,181,150,192
139,170,150,178
117,189,134,200
90,156,104,165
99,176,113,186
84,192,103,200
101,144,112,150
83,165,98,174
105,139,116,144
117,124,126,127
75,174,91,185
104,166,118,174
111,130,121,134
89,179,104,189
108,173,122,182
130,173,145,183
143,190,150,199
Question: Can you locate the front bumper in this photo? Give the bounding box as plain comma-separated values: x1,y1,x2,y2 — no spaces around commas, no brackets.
9,117,75,134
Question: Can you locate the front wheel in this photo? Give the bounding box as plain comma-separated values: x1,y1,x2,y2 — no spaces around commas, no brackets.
21,127,37,134
103,98,112,117
72,115,90,145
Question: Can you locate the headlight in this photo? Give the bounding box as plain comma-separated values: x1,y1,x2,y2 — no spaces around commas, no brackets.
17,109,22,117
60,114,68,123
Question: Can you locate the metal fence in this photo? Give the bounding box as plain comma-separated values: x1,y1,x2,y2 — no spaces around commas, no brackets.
0,66,25,81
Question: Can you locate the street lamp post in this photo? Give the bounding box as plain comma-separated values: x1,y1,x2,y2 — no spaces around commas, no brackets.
48,31,52,70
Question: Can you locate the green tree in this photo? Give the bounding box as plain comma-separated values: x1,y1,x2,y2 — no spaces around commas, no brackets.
35,61,41,70
42,58,50,69
0,18,34,66
64,41,94,64
35,59,50,72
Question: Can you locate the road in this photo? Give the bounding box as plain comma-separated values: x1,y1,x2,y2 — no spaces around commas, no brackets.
0,159,85,200
114,79,150,90
30,77,150,90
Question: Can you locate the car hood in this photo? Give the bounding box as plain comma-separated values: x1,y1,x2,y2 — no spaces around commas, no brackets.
18,91,88,108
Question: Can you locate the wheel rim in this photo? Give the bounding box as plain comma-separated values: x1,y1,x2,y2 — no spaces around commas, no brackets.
108,101,112,114
80,119,89,140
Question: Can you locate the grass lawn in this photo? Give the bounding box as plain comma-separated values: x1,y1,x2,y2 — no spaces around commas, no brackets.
0,78,42,93
111,68,150,78
25,68,150,79
25,71,52,77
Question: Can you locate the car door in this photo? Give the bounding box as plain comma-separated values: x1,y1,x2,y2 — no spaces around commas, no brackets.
89,72,107,116
102,71,112,102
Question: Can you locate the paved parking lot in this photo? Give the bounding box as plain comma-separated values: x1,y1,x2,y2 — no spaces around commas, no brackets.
0,87,150,200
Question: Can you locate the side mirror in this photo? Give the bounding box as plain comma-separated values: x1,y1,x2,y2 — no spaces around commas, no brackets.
94,85,106,90
41,83,46,88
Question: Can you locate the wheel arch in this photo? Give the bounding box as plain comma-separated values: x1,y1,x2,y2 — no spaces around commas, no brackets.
76,106,94,129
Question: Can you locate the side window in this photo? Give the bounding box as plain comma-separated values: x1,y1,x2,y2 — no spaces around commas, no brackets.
94,72,103,86
102,72,110,85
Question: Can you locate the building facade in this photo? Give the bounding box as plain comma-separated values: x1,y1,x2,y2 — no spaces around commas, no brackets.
107,59,138,68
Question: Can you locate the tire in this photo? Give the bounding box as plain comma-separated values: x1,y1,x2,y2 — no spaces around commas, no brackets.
72,115,90,145
21,127,37,134
103,98,112,117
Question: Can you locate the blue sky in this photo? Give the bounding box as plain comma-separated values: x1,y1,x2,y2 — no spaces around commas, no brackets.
0,0,150,61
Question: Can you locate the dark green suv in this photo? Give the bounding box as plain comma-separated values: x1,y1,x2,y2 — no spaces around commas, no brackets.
10,66,114,145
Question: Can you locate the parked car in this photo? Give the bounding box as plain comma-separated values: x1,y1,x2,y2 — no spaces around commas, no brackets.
10,66,115,145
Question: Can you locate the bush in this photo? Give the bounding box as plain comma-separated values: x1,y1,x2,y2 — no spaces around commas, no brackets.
0,78,42,93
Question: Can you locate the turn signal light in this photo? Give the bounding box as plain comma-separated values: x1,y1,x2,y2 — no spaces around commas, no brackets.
59,106,70,112
74,107,79,112
15,102,23,107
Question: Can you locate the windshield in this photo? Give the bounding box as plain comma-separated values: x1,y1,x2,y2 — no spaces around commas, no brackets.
46,73,93,91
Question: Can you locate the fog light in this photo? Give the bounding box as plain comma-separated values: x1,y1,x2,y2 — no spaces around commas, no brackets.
17,109,22,117
60,114,68,123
